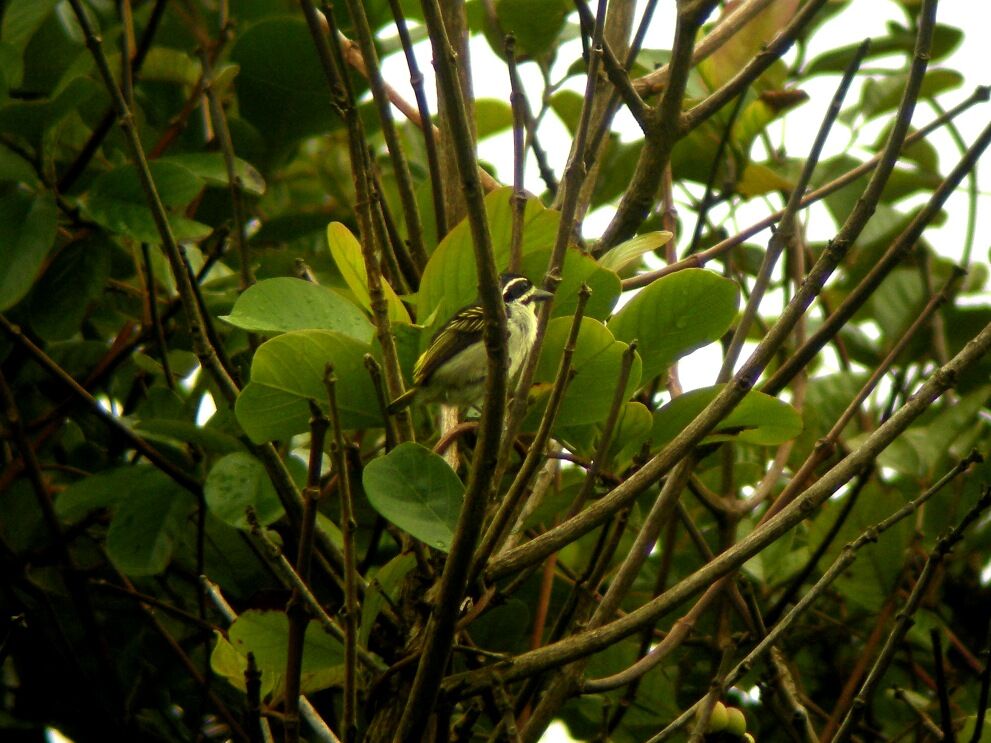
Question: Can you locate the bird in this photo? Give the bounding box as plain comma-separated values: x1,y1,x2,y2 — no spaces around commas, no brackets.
388,273,552,412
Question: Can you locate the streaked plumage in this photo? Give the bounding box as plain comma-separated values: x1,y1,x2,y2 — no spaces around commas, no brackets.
388,274,552,412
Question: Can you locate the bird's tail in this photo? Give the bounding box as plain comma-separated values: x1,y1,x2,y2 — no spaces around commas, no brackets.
387,387,417,414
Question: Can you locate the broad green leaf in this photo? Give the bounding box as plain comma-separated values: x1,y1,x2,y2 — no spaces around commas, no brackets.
236,330,380,442
804,22,963,76
205,452,284,529
221,277,374,341
230,17,339,146
598,232,673,274
494,0,570,57
609,269,739,383
27,234,111,339
362,442,464,552
56,467,162,523
0,189,56,311
651,386,802,449
326,221,410,324
607,401,653,465
219,609,345,696
81,161,211,243
130,46,202,87
1,0,60,60
520,246,621,320
360,553,416,646
475,98,514,140
417,187,560,342
105,471,196,576
859,69,963,121
161,152,266,196
525,318,642,430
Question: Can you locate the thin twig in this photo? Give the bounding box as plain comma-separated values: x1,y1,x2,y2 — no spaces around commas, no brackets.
324,367,360,742
831,488,991,743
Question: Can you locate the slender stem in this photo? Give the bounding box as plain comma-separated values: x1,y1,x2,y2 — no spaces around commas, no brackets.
763,117,991,395
283,402,328,743
506,34,526,274
343,0,428,271
395,0,508,732
930,629,957,743
831,489,991,743
199,48,254,290
716,39,870,383
471,286,591,583
386,0,447,238
621,85,990,292
680,0,830,132
324,368,359,742
642,452,983,742
446,314,991,698
245,511,385,672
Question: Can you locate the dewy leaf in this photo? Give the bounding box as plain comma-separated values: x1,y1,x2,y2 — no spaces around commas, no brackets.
651,385,803,449
205,452,284,530
326,221,410,325
598,231,673,274
524,318,642,431
221,277,374,341
105,470,196,576
609,268,739,383
161,152,266,196
81,161,211,243
362,442,464,552
235,330,381,442
0,189,56,311
417,186,560,343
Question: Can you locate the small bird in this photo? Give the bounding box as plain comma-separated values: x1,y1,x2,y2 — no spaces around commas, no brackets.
388,273,552,412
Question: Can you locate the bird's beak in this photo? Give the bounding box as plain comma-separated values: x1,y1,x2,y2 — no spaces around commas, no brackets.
531,288,553,302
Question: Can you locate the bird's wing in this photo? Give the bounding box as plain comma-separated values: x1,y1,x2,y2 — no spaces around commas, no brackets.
414,305,486,384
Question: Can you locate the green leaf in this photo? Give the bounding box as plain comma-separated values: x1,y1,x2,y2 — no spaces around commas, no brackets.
221,277,374,341
475,98,514,140
520,246,621,320
859,69,963,121
362,442,464,552
105,471,196,576
1,0,60,60
804,22,963,76
417,186,560,342
236,330,381,442
608,269,740,383
161,152,266,196
360,553,416,646
598,232,673,274
650,385,803,448
525,318,642,430
494,0,570,57
0,189,56,311
204,452,284,529
221,610,345,695
55,467,161,523
607,401,653,465
27,234,111,340
326,221,410,324
230,17,338,146
81,161,210,243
